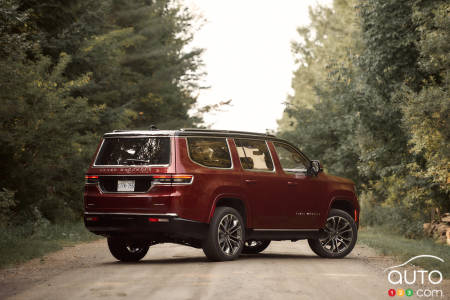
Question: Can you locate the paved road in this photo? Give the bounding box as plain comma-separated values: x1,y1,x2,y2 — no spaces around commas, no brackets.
1,239,447,300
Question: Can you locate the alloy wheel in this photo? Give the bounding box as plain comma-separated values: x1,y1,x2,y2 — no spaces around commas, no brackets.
217,214,243,256
319,216,354,254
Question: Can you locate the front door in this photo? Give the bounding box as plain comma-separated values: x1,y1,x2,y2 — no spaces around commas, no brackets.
272,142,323,229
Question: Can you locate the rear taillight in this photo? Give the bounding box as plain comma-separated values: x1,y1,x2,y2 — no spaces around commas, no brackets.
85,175,99,184
153,174,193,185
152,175,172,184
172,175,194,184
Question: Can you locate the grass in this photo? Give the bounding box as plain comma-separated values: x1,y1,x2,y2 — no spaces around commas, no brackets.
358,226,450,278
0,221,100,268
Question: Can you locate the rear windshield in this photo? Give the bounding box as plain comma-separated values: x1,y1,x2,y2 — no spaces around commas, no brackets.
95,137,170,166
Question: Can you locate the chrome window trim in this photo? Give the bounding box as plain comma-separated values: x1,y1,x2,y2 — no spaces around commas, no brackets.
283,168,308,173
185,137,234,170
234,138,276,173
93,164,170,168
272,141,310,175
92,136,171,167
84,212,178,217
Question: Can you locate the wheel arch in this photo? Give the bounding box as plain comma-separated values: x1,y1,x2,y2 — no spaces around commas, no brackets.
208,195,249,226
324,197,359,227
331,199,354,217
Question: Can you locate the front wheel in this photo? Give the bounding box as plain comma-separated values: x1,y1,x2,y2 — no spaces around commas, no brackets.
202,207,245,261
107,237,149,262
308,209,357,258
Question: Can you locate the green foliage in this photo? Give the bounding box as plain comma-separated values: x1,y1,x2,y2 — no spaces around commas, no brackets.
399,0,449,199
0,49,103,222
360,192,425,238
72,0,204,131
278,0,449,237
0,188,16,226
359,227,450,278
0,0,205,224
279,0,363,182
0,221,99,268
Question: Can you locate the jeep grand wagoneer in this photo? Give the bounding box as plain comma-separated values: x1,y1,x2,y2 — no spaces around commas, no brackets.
84,129,359,261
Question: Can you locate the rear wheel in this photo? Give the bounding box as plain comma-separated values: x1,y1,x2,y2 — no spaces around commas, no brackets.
202,207,245,261
107,237,149,262
308,209,357,258
242,240,271,254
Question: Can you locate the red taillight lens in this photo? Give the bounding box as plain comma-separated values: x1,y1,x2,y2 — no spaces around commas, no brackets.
152,175,193,185
354,209,358,222
85,175,99,184
86,216,99,221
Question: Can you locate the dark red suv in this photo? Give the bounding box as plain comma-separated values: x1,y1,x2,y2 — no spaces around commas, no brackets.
84,128,359,262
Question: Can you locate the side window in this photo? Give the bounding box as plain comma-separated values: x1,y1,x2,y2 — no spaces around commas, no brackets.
274,143,309,173
235,139,274,171
187,137,232,168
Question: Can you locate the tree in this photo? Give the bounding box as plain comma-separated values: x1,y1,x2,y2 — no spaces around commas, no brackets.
398,0,449,210
1,0,206,223
278,0,449,237
73,0,205,131
0,25,102,223
278,0,362,182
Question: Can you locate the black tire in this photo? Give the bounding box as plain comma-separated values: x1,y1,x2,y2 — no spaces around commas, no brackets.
107,237,149,262
202,207,245,261
242,240,271,254
308,209,357,258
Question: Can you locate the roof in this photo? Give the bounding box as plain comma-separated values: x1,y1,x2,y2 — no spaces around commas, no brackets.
101,128,310,160
103,128,277,139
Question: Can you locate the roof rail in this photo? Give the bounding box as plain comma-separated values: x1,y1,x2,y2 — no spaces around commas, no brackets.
179,128,275,137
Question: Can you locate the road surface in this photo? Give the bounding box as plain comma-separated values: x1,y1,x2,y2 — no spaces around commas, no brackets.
1,239,448,300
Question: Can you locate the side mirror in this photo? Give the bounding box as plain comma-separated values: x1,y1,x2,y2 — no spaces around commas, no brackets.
308,160,323,176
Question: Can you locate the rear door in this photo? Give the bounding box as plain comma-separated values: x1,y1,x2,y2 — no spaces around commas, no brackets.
234,138,289,229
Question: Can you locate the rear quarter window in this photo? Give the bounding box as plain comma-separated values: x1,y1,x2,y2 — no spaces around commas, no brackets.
187,137,232,168
95,137,170,166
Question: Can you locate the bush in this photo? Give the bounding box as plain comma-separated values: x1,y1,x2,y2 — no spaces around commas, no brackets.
0,221,99,268
0,188,16,226
360,199,426,238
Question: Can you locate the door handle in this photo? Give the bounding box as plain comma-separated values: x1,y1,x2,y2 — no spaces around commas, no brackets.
244,179,257,184
287,181,298,186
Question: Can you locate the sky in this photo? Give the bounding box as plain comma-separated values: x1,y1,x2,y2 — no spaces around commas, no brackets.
184,0,331,133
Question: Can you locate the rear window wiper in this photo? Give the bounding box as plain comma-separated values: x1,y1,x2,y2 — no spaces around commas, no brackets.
124,159,150,165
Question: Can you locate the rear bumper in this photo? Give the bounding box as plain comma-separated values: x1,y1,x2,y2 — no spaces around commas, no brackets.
84,212,208,240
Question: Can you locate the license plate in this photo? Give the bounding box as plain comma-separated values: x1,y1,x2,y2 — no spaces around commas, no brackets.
117,180,135,192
